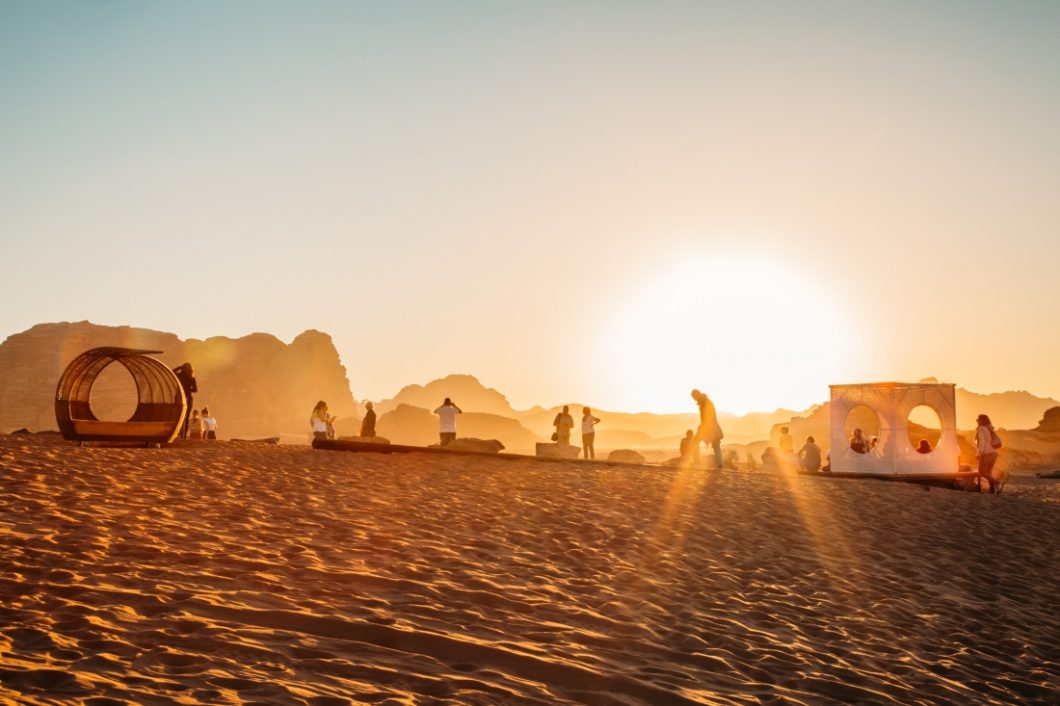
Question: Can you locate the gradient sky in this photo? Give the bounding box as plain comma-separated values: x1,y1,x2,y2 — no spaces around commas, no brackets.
2,1,1059,414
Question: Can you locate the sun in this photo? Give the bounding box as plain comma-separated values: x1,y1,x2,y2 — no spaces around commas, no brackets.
597,255,855,414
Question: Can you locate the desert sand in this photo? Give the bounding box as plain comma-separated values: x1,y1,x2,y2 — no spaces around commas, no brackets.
1,434,1057,706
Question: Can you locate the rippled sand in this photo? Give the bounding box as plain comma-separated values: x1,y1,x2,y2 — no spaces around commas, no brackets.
1,434,1057,705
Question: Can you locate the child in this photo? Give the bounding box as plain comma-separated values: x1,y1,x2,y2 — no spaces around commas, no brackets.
188,409,204,440
202,407,218,440
581,406,600,460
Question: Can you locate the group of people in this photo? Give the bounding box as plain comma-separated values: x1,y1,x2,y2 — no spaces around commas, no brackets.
310,399,378,442
778,415,1004,494
173,363,218,441
306,384,1006,493
550,405,601,459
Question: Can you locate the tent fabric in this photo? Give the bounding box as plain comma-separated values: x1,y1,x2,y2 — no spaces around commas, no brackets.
829,382,958,476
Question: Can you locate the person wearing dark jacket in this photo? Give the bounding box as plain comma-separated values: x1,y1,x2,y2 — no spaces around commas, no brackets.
360,401,377,438
172,362,198,439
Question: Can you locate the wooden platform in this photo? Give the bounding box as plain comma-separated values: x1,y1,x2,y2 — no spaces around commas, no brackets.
69,420,179,444
799,469,980,489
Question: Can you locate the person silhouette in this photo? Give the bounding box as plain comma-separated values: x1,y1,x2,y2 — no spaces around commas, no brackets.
691,389,724,469
553,405,574,445
360,401,376,438
172,362,198,439
778,426,794,454
580,407,600,459
201,407,218,440
310,401,331,442
434,398,462,446
799,436,822,472
679,429,701,466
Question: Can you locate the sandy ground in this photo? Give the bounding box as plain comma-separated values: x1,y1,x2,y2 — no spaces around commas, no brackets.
1,434,1057,706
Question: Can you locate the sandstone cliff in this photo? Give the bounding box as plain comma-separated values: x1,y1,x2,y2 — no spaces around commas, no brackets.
0,322,356,440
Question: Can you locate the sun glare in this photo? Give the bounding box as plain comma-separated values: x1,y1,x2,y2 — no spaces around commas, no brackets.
599,255,854,414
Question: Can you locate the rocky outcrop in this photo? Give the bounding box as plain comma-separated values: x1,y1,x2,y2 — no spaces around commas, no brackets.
536,443,580,460
1036,407,1060,433
607,449,646,464
376,374,516,417
0,322,356,440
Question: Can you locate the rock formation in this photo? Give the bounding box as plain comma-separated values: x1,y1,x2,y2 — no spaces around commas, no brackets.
535,443,580,460
607,449,646,464
0,322,356,440
376,374,516,417
1035,406,1060,433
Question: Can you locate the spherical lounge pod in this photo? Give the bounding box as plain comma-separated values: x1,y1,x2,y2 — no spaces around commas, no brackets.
829,382,959,477
55,347,187,445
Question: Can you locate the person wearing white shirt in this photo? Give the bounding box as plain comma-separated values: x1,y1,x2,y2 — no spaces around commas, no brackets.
310,400,331,442
202,407,218,440
434,398,463,446
580,406,600,459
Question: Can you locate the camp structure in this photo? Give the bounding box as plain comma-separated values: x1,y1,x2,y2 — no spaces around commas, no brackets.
828,381,967,479
55,347,187,445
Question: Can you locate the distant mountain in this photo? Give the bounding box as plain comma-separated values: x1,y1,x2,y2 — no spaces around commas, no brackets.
375,374,516,417
954,387,1060,430
0,322,356,440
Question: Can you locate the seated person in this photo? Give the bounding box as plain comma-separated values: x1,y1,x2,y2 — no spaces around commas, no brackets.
798,436,823,472
849,427,870,454
916,439,932,454
679,429,701,465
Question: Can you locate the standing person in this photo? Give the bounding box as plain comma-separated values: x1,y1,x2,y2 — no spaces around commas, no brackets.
975,413,1001,494
360,401,376,438
798,436,822,472
691,389,725,470
553,405,574,445
201,407,218,440
188,409,204,440
580,407,600,459
172,362,198,439
310,401,330,442
434,398,462,446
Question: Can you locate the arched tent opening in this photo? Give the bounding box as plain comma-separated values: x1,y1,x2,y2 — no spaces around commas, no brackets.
55,347,187,444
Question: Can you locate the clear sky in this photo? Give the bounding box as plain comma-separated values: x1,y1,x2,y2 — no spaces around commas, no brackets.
2,1,1059,414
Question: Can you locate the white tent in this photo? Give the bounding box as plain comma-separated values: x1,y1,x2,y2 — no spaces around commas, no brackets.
829,382,959,476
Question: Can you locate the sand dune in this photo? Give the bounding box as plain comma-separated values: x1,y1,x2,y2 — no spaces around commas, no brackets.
1,434,1058,705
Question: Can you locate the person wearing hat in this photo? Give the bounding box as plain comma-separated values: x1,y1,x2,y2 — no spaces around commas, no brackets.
975,413,1001,493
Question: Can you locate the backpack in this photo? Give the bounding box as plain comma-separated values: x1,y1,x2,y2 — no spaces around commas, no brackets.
989,428,1002,450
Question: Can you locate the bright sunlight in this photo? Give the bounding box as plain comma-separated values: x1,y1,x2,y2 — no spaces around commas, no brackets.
599,255,856,414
